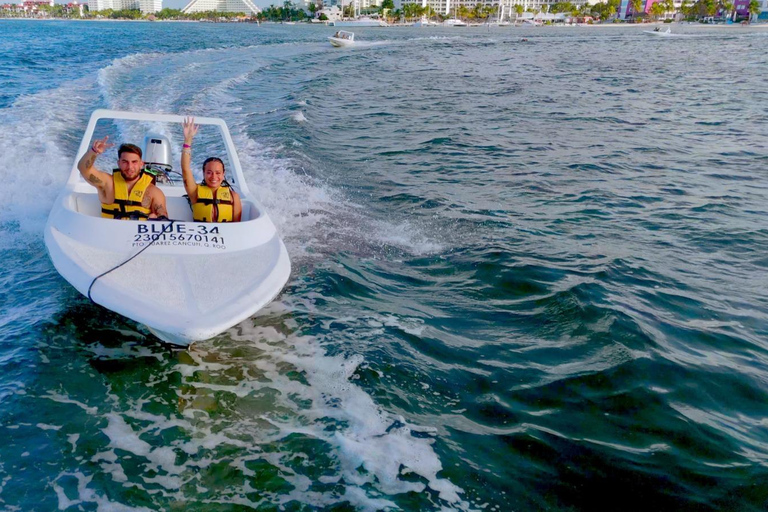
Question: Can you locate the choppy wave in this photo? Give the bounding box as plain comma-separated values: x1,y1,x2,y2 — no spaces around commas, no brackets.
2,20,768,512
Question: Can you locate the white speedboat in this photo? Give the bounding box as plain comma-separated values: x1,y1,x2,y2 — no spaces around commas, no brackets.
329,30,355,47
442,18,468,27
44,109,291,346
644,27,672,36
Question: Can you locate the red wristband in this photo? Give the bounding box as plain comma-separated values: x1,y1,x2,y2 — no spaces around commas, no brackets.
183,144,191,148
91,145,100,154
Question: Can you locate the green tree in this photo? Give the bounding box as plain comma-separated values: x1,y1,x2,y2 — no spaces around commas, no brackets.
156,8,183,19
589,1,619,19
748,0,760,18
455,5,470,19
629,0,644,19
649,1,664,18
402,1,419,20
550,1,576,13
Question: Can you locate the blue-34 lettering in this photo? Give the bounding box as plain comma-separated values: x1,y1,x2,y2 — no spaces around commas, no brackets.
133,224,225,246
136,224,219,235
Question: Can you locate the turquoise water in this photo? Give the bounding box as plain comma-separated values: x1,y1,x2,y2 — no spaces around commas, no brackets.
2,19,768,510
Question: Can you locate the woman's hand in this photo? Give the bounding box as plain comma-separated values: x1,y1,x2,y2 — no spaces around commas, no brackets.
183,117,198,142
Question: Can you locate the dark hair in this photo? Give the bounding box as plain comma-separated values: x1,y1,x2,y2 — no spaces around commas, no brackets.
118,143,142,159
202,157,225,173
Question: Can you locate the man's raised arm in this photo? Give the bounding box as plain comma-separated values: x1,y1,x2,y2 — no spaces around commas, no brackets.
77,135,113,190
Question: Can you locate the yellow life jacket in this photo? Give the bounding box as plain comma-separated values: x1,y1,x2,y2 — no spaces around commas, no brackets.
192,184,234,223
101,171,154,220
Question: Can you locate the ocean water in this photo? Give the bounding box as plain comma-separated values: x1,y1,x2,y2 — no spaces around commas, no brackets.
2,18,768,510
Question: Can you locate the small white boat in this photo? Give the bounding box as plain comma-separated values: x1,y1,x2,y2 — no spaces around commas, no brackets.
413,16,439,27
644,27,672,36
44,109,291,346
329,30,355,47
442,18,468,27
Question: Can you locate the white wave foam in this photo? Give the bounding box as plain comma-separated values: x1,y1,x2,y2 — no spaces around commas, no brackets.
53,471,153,512
59,316,469,510
0,78,96,241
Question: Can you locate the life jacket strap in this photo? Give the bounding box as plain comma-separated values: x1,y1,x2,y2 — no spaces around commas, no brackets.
101,208,149,220
195,197,234,206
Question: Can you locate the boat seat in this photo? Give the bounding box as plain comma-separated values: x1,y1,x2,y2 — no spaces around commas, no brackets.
72,193,261,222
73,193,194,221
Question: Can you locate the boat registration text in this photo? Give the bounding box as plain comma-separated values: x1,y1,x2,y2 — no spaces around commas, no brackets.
133,223,227,250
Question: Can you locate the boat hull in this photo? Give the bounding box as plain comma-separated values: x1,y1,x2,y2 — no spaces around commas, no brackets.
329,36,354,47
44,110,291,346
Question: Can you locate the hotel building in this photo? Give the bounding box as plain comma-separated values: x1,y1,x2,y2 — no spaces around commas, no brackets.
87,0,162,13
181,0,261,14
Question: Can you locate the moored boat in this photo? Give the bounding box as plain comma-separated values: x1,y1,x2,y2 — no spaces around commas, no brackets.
442,18,468,27
329,16,387,27
44,109,291,346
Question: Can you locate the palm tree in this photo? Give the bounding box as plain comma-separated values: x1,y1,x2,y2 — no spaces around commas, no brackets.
661,0,675,18
748,0,760,20
649,1,664,19
717,0,734,19
629,0,644,20
402,2,418,21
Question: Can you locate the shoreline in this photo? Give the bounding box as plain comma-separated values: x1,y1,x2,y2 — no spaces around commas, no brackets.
1,16,766,28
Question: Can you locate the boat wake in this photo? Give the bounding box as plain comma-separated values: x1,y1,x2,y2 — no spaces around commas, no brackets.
34,304,470,510
0,34,463,510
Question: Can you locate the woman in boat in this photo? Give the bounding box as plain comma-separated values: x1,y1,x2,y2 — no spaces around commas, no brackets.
181,117,242,223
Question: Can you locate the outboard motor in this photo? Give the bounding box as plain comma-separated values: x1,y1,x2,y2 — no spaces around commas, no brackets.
142,133,180,185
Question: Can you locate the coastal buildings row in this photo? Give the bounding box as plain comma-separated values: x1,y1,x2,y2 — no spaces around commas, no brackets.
0,0,262,15
1,0,84,15
82,0,260,14
2,0,766,19
379,0,767,20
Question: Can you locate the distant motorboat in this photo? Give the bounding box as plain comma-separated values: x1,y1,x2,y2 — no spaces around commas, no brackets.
329,30,355,47
644,27,672,36
443,18,468,27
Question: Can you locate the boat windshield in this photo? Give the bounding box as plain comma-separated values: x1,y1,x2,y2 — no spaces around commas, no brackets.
90,117,234,188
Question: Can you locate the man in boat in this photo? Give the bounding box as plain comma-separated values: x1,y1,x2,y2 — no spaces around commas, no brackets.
77,137,168,220
181,117,242,222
